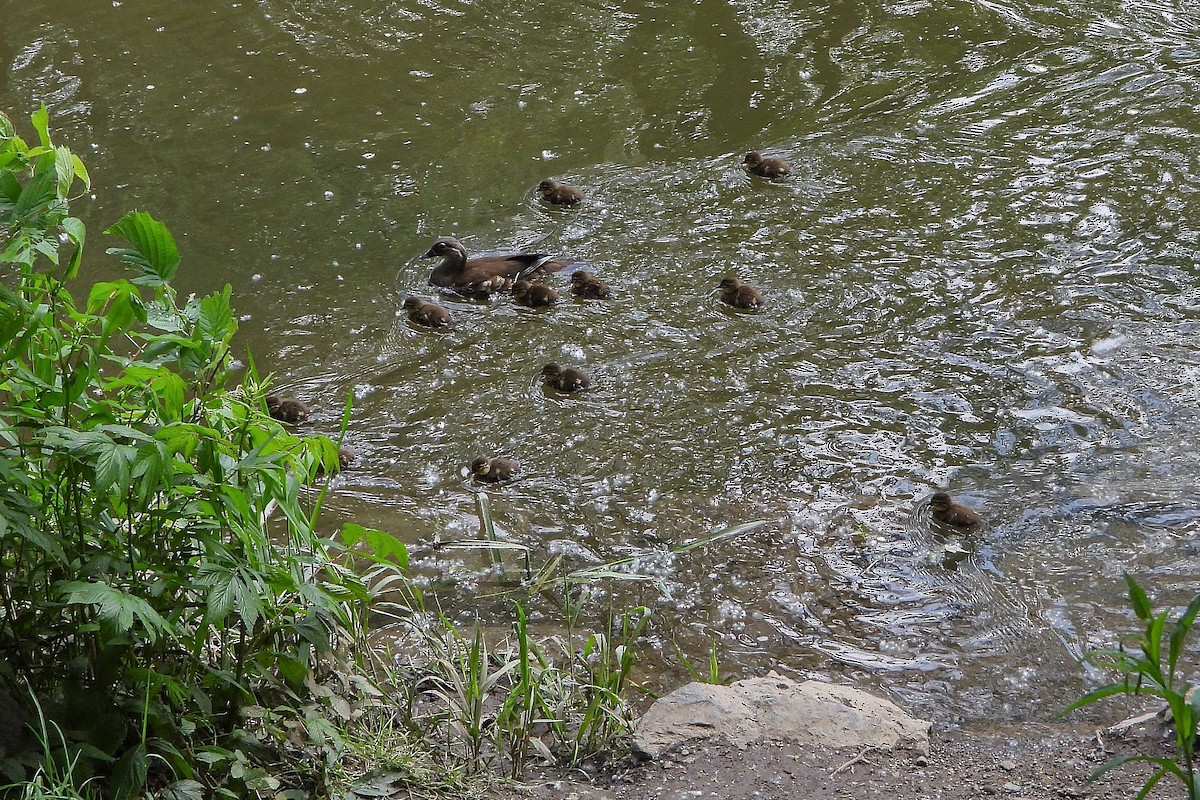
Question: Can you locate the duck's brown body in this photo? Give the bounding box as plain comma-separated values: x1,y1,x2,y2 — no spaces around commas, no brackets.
512,280,560,308
542,362,594,393
569,270,611,300
424,236,574,300
266,395,311,424
538,179,584,206
929,492,982,531
471,456,518,483
719,278,765,310
743,151,791,179
403,296,452,328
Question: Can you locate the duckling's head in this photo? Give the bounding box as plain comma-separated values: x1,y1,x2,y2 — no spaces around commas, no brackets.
570,271,590,285
743,151,763,166
719,277,741,291
929,492,952,511
402,296,423,311
470,457,491,477
512,279,532,294
541,363,563,378
538,179,559,193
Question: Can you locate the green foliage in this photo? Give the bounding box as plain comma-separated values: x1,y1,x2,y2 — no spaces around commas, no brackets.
0,107,409,797
1065,574,1200,800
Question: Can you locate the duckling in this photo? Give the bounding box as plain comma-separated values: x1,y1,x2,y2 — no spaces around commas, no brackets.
569,270,612,300
929,492,982,531
512,280,560,308
538,178,584,206
315,447,357,477
743,150,791,179
718,277,765,310
471,456,519,483
266,395,311,424
423,236,575,300
542,362,594,393
403,296,452,328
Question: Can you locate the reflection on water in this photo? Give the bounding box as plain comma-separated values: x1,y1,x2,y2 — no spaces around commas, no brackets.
6,0,1200,724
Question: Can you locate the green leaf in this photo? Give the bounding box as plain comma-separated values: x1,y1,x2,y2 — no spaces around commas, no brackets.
61,580,171,642
105,210,180,285
61,215,85,278
30,104,50,149
341,524,409,570
53,145,75,199
197,284,234,345
1125,573,1152,620
112,742,148,800
13,164,56,221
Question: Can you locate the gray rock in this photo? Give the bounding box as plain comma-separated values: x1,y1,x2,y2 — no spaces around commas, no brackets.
633,672,930,759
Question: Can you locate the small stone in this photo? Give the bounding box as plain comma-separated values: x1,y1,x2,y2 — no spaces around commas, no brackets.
999,760,1017,772
1003,782,1022,793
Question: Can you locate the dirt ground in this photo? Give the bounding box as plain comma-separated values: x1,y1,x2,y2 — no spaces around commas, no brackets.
516,716,1176,800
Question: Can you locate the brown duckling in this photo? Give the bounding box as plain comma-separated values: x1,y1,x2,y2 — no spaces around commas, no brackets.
541,362,594,393
743,150,791,179
266,394,311,424
569,270,612,300
315,447,357,477
718,277,765,310
470,456,519,483
423,236,574,300
403,296,452,328
512,279,560,308
929,492,982,531
538,178,584,206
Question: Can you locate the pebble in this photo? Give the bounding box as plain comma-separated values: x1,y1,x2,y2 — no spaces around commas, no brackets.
999,759,1017,771
1003,782,1022,793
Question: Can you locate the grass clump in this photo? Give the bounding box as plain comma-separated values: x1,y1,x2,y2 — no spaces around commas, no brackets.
1066,574,1200,800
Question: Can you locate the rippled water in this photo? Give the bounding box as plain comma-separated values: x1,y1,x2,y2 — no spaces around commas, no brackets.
6,0,1200,724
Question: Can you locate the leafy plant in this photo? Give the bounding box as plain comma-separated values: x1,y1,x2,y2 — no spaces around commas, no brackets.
0,106,408,797
1065,574,1200,800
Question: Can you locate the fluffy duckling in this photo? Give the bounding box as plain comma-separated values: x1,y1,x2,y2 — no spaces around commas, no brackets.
266,395,311,424
929,492,982,531
512,280,560,308
315,447,357,478
538,179,584,206
542,362,594,393
471,456,519,483
718,277,765,310
569,270,612,300
403,296,452,328
743,150,791,179
423,236,574,300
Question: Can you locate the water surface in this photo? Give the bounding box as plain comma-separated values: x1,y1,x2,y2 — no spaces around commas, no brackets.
6,0,1200,724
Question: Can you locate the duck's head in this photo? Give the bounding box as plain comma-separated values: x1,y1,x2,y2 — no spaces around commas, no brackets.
929,492,952,511
743,151,763,166
470,457,491,477
538,179,559,193
719,277,741,291
402,296,423,311
541,363,563,378
423,237,466,260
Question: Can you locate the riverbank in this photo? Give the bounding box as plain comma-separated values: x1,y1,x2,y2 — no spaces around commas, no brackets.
516,717,1167,800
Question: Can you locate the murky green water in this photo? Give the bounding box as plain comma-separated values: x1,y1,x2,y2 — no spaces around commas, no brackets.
7,0,1200,724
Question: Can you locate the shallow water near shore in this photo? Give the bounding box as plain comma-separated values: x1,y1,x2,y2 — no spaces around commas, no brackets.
6,0,1200,724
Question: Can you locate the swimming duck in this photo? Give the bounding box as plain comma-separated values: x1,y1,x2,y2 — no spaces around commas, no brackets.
929,492,982,531
423,236,574,300
743,151,791,179
718,277,765,310
512,280,560,308
542,362,594,393
471,456,519,483
266,395,311,424
569,270,612,300
538,179,584,206
403,296,452,328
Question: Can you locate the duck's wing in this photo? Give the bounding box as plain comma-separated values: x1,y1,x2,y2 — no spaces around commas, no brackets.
515,254,576,280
